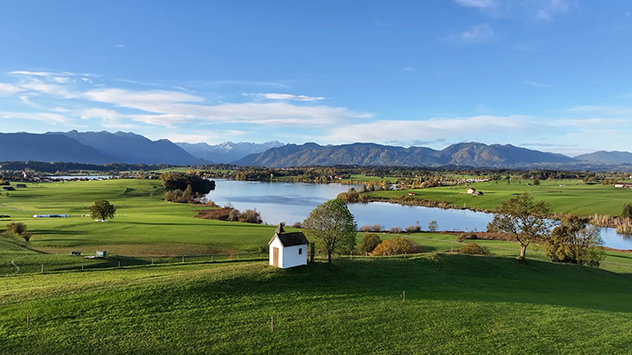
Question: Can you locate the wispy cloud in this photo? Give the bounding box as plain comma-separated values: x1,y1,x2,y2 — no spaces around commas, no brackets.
327,115,535,143
535,0,571,21
455,0,496,10
0,111,70,124
10,70,98,78
524,80,554,88
0,83,22,96
401,67,416,72
245,93,325,102
456,0,572,21
459,23,495,42
1,73,369,128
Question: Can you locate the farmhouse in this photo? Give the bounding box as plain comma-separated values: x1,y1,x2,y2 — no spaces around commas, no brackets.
268,224,308,269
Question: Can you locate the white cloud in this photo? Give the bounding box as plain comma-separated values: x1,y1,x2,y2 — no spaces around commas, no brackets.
245,93,325,102
0,83,22,96
18,95,35,105
52,77,71,84
455,0,496,9
536,0,570,21
0,111,69,124
460,23,495,42
10,70,97,78
401,67,416,72
456,0,572,21
524,80,554,88
326,115,534,143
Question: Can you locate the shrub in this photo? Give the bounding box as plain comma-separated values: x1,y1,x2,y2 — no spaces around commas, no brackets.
6,222,26,235
457,232,478,242
291,222,302,228
238,209,262,224
459,242,492,255
371,237,424,256
359,233,382,254
228,209,240,221
21,231,32,242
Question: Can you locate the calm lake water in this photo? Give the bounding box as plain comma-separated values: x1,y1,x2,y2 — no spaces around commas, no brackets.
206,180,632,250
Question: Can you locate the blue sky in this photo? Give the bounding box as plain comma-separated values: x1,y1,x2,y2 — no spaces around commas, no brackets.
1,0,631,156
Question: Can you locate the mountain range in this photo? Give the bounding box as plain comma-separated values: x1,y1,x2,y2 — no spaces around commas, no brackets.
0,131,631,169
234,142,576,168
176,141,284,164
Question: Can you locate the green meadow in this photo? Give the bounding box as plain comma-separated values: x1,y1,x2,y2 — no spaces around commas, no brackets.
368,178,632,216
2,178,632,354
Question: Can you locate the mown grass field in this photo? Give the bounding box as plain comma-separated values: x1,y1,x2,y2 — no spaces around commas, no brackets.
2,178,632,354
368,179,632,216
2,256,632,354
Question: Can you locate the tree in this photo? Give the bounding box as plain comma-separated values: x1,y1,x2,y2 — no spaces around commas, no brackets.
545,215,604,267
90,200,116,220
487,193,551,261
359,233,381,254
428,220,438,232
303,199,357,263
160,172,215,194
622,203,632,219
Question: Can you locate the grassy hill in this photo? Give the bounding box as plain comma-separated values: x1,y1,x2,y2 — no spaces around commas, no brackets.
2,178,632,353
2,256,632,354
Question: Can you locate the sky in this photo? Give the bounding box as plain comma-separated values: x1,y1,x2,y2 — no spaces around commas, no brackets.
1,0,632,156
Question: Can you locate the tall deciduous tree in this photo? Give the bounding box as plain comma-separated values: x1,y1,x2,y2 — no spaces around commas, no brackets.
487,193,551,261
545,215,604,267
303,198,357,263
90,200,116,220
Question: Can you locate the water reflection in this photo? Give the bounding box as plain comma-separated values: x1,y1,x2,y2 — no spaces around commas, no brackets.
206,180,632,250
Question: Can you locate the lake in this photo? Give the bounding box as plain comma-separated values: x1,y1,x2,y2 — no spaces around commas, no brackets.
206,180,632,250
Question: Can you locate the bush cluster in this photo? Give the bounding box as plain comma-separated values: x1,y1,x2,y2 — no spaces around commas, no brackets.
370,237,424,256
359,233,382,254
195,207,262,224
164,185,203,203
6,222,31,242
459,242,491,255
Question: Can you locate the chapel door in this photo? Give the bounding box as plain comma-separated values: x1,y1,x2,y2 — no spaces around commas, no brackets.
273,247,279,267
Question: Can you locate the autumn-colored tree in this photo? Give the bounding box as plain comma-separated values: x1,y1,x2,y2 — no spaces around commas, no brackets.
370,237,424,256
359,233,381,254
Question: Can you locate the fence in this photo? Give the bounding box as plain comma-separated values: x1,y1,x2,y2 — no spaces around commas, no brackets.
1,252,270,277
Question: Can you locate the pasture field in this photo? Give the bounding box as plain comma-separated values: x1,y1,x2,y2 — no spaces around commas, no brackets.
2,255,632,354
2,178,632,353
367,179,632,216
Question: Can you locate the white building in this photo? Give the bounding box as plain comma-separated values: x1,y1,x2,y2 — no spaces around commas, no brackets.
268,224,309,268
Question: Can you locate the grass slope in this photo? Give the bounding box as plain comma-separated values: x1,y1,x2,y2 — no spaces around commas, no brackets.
1,256,632,354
